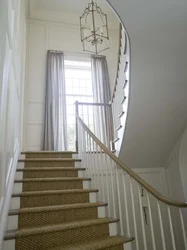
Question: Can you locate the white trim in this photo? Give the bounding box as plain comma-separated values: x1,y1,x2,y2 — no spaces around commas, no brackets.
131,167,169,196
6,158,13,186
98,206,106,218
0,143,20,250
89,193,97,203
6,139,19,187
83,181,90,189
10,197,20,210
123,242,132,250
13,183,22,193
109,222,118,236
3,240,15,250
7,215,18,231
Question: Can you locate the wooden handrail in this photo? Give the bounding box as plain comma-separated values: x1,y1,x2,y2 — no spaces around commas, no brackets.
77,115,187,208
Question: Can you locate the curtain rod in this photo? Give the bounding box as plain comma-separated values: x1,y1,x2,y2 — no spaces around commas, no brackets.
47,50,106,58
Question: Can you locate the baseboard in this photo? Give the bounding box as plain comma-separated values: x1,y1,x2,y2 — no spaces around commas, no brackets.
0,142,20,250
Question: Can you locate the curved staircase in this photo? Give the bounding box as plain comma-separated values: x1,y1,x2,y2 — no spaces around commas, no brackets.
4,152,133,250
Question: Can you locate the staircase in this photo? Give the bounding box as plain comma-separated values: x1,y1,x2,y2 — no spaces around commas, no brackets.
4,151,133,250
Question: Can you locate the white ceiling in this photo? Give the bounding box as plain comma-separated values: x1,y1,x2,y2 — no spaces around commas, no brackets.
29,0,119,29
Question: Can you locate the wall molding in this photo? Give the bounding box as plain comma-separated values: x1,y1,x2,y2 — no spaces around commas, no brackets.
132,167,169,196
0,142,20,250
28,18,119,32
164,135,184,200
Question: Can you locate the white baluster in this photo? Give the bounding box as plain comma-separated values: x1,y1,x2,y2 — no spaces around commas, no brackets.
179,208,187,249
115,166,124,235
157,201,166,250
98,146,105,201
109,158,117,218
122,173,130,236
91,138,96,189
88,136,93,188
129,177,139,250
99,148,108,205
138,185,148,250
87,134,92,178
167,206,176,250
82,128,86,169
79,125,83,164
95,144,102,202
147,194,156,250
104,153,111,217
85,132,89,177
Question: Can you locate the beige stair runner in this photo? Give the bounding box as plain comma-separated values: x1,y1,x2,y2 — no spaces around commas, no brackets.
5,151,132,249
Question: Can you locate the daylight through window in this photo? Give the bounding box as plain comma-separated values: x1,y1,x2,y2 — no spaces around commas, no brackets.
64,58,93,151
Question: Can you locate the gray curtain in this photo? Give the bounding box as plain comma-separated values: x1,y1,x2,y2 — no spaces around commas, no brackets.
91,55,113,147
42,50,67,151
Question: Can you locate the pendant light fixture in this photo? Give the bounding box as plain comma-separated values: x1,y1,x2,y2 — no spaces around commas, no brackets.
80,0,110,54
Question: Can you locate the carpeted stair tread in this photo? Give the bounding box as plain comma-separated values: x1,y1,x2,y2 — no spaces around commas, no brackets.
17,167,85,171
17,168,85,178
46,236,133,250
5,219,118,239
7,151,132,249
15,177,91,182
21,151,78,159
9,202,107,215
21,151,78,154
13,189,98,197
19,158,81,162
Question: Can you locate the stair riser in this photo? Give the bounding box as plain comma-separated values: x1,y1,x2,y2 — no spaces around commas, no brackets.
7,207,106,230
16,170,85,179
11,193,97,209
13,180,90,192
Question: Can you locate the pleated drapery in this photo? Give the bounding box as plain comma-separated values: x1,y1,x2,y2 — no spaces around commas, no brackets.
42,51,67,151
91,55,113,148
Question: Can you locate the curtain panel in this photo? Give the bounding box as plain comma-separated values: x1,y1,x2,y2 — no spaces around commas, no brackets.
42,51,67,151
91,55,113,148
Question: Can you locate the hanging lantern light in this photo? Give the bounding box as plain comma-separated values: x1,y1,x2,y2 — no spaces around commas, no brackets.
80,0,110,54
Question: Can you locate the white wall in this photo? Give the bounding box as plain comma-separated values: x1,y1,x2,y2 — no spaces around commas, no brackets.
165,138,185,202
164,125,187,204
0,0,27,247
23,18,119,151
107,0,187,171
164,134,187,248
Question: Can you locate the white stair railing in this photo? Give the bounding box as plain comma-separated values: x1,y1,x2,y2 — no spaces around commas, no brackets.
77,115,187,250
75,101,114,151
110,24,130,153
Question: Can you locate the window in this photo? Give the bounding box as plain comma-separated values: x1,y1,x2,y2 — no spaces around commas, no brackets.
64,58,93,151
